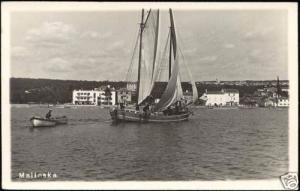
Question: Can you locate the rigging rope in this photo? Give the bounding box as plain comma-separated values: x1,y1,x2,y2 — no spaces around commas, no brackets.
155,30,170,82
125,27,140,82
177,29,195,84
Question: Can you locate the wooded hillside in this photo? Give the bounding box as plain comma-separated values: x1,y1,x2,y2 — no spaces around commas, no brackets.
10,78,272,104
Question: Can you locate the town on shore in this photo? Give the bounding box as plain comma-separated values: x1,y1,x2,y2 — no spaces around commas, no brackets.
10,77,289,108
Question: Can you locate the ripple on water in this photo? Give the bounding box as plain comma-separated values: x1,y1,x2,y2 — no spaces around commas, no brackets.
11,107,288,180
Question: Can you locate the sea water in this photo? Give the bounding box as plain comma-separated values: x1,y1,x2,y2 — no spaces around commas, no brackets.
10,105,288,180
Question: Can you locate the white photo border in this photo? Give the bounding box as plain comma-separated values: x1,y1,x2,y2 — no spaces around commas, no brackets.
1,2,298,190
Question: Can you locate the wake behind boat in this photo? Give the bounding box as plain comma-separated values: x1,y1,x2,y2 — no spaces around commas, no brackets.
110,9,198,123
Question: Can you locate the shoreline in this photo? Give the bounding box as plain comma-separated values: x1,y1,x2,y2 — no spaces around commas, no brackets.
10,104,289,109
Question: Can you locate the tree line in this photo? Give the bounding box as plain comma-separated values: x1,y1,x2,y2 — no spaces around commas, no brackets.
10,77,271,104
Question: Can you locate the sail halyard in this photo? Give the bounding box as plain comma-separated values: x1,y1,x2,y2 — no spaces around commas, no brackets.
152,29,170,84
177,39,198,103
184,56,198,103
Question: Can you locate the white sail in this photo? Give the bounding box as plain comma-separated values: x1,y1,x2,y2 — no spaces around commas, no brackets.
138,9,160,104
183,59,198,103
191,79,198,102
154,55,183,111
153,8,185,111
177,74,183,100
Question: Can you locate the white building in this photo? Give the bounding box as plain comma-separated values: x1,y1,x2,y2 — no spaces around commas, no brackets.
202,89,239,106
281,87,289,94
277,97,289,107
72,86,116,106
127,82,137,91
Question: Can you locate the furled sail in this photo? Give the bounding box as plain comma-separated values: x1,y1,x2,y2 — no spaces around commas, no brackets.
137,9,160,104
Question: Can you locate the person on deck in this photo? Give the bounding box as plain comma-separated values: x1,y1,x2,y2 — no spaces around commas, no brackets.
45,109,52,119
143,104,150,112
120,103,125,110
163,106,172,115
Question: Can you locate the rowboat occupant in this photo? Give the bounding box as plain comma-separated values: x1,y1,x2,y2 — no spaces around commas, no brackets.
45,109,52,119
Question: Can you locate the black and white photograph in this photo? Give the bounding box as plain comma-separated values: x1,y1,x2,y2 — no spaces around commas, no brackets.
1,2,298,190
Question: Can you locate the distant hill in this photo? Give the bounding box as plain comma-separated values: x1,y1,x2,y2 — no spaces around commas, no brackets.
9,78,286,104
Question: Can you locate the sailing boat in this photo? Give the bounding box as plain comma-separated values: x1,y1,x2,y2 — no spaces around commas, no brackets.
110,8,198,122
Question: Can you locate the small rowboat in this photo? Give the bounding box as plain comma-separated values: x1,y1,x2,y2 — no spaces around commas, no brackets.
30,116,68,127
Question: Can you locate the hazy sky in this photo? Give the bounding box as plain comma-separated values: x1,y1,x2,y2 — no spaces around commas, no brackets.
10,10,288,81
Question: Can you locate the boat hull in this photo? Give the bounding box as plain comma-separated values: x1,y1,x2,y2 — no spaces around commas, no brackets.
30,116,67,127
110,108,190,123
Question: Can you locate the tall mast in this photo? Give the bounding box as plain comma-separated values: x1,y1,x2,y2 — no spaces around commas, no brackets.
276,76,281,104
136,9,145,105
168,8,177,79
152,10,159,77
168,27,172,79
169,8,177,58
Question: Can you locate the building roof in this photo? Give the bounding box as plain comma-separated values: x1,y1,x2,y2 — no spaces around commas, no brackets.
279,97,289,100
116,87,128,91
223,89,239,93
206,91,224,95
116,87,134,92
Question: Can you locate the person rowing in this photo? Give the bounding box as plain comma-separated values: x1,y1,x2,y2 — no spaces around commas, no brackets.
45,109,52,119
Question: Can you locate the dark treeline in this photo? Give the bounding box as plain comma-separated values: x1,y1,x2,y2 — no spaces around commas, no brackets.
10,78,270,104
152,82,263,98
10,78,127,104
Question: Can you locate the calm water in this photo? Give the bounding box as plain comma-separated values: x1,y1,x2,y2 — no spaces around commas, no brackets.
11,105,288,181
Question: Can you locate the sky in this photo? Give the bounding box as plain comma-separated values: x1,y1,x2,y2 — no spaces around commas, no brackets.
10,9,288,81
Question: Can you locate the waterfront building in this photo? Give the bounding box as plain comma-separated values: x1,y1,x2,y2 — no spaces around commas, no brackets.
259,97,289,108
262,98,276,107
72,86,116,106
72,90,96,105
277,97,289,107
281,87,289,95
126,82,137,91
116,88,134,105
202,89,239,106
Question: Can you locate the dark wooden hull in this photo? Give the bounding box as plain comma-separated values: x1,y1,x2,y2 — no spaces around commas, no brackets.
110,108,190,123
